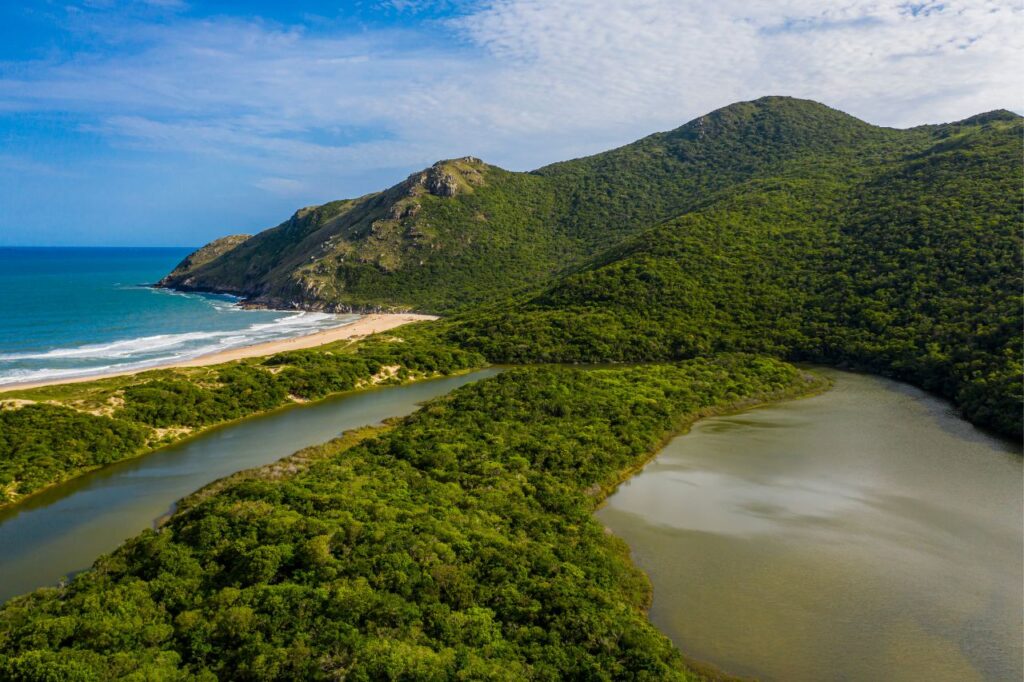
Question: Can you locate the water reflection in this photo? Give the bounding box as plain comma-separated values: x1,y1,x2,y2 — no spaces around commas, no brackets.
598,369,1022,682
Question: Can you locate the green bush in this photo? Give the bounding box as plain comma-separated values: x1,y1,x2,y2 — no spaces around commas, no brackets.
0,357,817,680
0,333,486,506
0,405,149,500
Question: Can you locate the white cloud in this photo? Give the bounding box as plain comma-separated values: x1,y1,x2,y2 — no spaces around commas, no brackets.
452,0,1023,134
1,0,1020,200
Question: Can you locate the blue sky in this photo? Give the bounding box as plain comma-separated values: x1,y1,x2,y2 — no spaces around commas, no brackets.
1,0,1020,247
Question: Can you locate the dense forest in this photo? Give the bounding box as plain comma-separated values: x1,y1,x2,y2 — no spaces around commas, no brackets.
0,331,483,508
158,98,1022,437
0,357,821,680
435,112,1023,436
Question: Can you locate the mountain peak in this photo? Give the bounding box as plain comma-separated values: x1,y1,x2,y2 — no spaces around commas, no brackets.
674,95,870,139
157,96,1018,319
952,109,1022,126
406,156,489,198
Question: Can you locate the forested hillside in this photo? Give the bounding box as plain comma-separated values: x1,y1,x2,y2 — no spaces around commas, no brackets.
159,97,1022,436
442,112,1022,435
159,98,933,312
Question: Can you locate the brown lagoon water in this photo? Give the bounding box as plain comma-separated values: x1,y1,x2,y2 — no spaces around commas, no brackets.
0,369,498,603
598,369,1022,682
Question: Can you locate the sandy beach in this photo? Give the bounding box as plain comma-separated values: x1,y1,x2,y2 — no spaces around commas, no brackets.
0,313,437,393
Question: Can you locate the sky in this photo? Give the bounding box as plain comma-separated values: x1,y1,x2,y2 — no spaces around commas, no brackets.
0,0,1021,247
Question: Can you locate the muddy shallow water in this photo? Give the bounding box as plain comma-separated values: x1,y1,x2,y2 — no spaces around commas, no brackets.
598,369,1022,682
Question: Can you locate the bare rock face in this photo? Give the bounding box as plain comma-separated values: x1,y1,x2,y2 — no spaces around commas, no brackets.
426,167,459,197
387,201,421,220
402,157,487,199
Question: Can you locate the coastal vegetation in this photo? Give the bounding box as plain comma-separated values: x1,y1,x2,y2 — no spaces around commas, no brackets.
0,330,483,508
0,357,821,680
0,95,1019,679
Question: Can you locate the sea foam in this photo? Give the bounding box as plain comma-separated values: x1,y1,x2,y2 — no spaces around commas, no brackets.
0,290,358,386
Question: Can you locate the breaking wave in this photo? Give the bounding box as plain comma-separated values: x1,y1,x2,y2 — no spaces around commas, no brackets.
0,292,359,386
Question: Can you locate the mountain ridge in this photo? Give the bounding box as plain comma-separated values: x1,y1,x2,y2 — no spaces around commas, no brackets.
157,96,1023,436
162,97,1021,314
160,96,940,312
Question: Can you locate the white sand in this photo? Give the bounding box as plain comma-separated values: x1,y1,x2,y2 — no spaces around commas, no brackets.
0,313,437,393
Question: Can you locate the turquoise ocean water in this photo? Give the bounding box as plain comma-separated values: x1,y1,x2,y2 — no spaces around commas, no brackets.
0,247,357,386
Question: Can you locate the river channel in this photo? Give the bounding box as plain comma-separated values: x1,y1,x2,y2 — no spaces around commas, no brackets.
0,369,499,603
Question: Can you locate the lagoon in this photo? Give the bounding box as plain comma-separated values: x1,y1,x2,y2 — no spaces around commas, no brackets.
598,369,1022,681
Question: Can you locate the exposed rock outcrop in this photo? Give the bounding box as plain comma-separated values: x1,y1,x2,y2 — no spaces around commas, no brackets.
404,157,486,199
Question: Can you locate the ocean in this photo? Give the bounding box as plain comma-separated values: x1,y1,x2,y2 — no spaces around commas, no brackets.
0,247,358,386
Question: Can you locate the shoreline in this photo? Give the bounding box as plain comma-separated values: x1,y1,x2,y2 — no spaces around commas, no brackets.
0,313,438,393
594,369,832,682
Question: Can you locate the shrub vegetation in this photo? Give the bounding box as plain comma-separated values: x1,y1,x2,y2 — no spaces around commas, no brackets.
0,357,819,680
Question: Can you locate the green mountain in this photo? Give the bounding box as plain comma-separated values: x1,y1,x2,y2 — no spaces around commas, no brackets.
160,97,1023,436
159,97,928,312
445,110,1023,435
158,156,560,312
